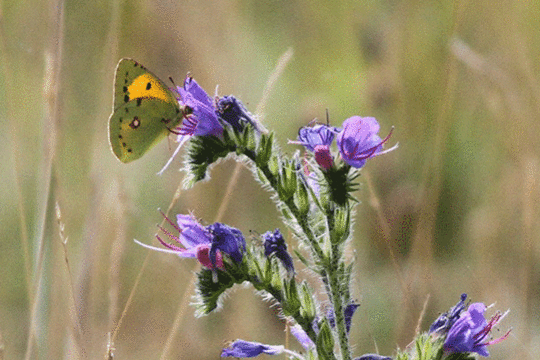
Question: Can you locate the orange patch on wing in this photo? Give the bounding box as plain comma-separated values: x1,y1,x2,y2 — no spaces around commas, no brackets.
127,74,171,102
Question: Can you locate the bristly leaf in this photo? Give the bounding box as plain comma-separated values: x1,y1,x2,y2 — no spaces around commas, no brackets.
330,204,350,245
322,163,361,206
257,132,274,166
183,121,259,188
316,319,337,360
183,133,235,187
193,258,249,316
299,282,317,318
294,178,310,217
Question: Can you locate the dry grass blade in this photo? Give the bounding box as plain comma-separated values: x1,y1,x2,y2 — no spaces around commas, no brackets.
255,47,294,132
56,202,85,358
0,0,33,305
0,329,4,360
24,0,65,358
415,293,431,336
109,180,185,348
104,332,115,360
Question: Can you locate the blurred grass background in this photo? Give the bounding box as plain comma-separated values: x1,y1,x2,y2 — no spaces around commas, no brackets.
1,0,539,358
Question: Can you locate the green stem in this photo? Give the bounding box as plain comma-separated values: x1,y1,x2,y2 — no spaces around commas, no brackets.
244,150,326,263
324,204,350,359
243,135,351,358
328,244,350,360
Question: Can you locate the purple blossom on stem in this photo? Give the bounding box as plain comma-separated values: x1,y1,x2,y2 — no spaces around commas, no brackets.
336,116,396,168
221,340,284,357
216,95,263,132
175,76,222,137
429,293,468,334
158,76,222,175
444,302,511,357
262,229,295,275
289,124,339,169
354,355,392,360
207,222,246,266
326,303,360,333
289,124,338,152
134,211,246,269
290,324,316,350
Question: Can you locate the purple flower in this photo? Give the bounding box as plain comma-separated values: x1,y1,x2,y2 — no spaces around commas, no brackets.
290,124,338,152
354,355,392,360
134,211,246,269
444,302,511,357
336,116,396,168
429,293,468,334
158,76,222,175
262,229,295,275
327,303,360,333
290,324,315,350
207,222,246,266
221,340,284,357
176,76,223,137
217,95,263,132
289,124,339,169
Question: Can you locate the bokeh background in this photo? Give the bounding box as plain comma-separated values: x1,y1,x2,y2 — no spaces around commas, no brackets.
1,0,539,359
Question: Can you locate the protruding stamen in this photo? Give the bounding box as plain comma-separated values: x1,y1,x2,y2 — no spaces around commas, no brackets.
159,209,182,234
155,234,184,252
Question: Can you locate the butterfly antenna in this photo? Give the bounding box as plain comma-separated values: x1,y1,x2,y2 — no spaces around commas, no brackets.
169,76,178,89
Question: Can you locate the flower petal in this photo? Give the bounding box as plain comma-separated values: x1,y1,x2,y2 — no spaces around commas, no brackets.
262,229,295,275
221,340,283,357
176,213,213,249
290,324,315,350
337,116,394,168
208,222,246,266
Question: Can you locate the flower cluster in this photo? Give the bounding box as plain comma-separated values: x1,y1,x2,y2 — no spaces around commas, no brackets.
158,76,256,174
425,294,511,358
131,72,510,360
442,300,511,357
290,116,397,171
135,211,246,269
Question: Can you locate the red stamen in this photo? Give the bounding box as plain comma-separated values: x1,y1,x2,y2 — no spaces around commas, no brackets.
159,209,182,234
175,116,198,136
349,126,395,161
484,328,512,347
156,234,185,252
157,225,183,246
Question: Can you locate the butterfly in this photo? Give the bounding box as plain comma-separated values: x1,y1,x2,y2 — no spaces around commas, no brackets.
108,58,192,163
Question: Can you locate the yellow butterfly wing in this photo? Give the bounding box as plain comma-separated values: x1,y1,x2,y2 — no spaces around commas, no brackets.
108,58,187,163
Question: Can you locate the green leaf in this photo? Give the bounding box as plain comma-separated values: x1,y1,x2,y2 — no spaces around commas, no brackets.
315,320,336,360
294,178,310,216
193,258,249,316
299,282,317,318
